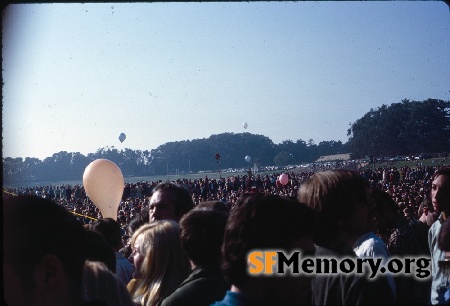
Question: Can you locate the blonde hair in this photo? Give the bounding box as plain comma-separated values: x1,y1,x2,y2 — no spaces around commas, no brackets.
127,220,190,306
298,169,369,214
83,260,135,306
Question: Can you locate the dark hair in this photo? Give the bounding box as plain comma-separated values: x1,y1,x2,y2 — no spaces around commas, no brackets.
4,195,87,293
89,218,123,249
128,208,150,236
195,200,230,213
431,166,450,182
371,187,399,214
84,229,117,273
128,215,147,236
180,201,229,267
152,182,194,218
221,194,315,287
138,207,150,222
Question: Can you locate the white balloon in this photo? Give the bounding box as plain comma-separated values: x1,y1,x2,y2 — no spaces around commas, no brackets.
118,133,126,143
245,155,251,163
83,159,124,220
243,122,248,129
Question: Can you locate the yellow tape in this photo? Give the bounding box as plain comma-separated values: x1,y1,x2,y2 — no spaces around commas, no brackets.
3,189,97,220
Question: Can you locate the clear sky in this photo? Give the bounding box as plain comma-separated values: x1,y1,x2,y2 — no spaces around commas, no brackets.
3,2,450,161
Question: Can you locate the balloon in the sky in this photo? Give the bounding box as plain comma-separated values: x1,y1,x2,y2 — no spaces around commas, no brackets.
118,133,126,143
245,155,251,163
243,122,248,129
279,173,289,186
83,159,124,220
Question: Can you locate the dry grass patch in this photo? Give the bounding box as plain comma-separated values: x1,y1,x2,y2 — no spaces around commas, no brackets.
316,153,352,162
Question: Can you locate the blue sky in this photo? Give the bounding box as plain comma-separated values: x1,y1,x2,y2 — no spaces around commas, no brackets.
3,2,450,160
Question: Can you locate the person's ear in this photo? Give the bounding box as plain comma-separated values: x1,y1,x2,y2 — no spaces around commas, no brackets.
34,254,66,291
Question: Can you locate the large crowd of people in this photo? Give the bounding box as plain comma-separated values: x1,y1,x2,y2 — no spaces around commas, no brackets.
3,163,450,305
2,165,446,226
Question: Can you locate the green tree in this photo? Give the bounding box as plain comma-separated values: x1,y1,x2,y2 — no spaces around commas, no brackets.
347,99,450,158
273,151,292,166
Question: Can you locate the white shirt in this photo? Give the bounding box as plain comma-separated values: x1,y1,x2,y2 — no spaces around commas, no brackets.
354,232,396,297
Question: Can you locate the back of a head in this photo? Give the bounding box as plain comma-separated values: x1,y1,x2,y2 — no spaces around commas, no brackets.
83,260,135,306
84,229,117,273
180,201,229,267
221,193,315,287
371,187,399,213
195,200,230,214
138,207,150,223
4,195,87,302
89,218,123,250
297,169,369,245
153,182,194,218
370,187,400,229
128,214,148,236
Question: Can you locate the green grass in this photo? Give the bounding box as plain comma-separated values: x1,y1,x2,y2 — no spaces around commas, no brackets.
362,158,449,169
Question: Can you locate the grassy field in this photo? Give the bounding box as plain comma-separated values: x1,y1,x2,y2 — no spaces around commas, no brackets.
361,158,449,169
316,153,352,162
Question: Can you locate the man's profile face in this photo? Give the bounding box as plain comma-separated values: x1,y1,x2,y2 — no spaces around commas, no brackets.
149,190,178,223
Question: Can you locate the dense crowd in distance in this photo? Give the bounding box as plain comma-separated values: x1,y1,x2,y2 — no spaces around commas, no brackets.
3,164,446,229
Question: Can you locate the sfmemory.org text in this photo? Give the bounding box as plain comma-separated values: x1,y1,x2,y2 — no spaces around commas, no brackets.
248,251,431,279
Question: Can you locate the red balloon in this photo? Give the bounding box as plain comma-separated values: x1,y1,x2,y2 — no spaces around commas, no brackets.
279,173,289,186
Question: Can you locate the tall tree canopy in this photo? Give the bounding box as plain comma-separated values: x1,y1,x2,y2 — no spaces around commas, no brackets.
347,99,450,158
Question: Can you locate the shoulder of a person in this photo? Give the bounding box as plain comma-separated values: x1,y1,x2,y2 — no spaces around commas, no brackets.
429,219,442,232
160,279,225,306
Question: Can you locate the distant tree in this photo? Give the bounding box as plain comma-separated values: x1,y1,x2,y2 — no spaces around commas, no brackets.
273,151,292,166
316,140,344,157
347,99,450,158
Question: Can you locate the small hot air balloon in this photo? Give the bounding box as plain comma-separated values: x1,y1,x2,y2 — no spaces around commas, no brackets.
243,122,248,129
245,155,251,163
118,133,126,143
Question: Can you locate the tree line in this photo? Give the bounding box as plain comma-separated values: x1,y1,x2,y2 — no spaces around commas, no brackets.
3,98,449,185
